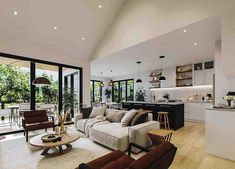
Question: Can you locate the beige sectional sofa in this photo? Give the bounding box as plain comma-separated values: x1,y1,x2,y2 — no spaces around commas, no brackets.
74,108,159,152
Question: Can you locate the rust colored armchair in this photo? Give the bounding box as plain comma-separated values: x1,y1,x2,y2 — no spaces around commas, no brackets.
78,142,177,169
22,110,55,142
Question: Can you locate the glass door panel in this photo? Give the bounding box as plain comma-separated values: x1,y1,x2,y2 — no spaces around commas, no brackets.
62,68,80,122
0,56,30,133
35,63,59,119
127,80,134,101
120,81,126,102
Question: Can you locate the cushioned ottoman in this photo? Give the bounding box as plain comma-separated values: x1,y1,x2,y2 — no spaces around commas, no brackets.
89,123,129,151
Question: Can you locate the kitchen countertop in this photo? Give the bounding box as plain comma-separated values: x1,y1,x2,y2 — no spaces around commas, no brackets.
206,107,235,112
123,100,212,105
123,101,184,105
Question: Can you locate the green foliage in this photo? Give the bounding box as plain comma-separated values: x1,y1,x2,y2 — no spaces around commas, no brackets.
35,73,58,104
0,65,30,104
63,87,78,111
135,88,147,101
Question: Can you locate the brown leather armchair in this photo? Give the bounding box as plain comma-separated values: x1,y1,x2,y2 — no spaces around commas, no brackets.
22,110,55,142
78,142,177,169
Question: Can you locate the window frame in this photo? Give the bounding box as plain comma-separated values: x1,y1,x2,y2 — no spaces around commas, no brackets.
112,79,134,103
90,80,103,103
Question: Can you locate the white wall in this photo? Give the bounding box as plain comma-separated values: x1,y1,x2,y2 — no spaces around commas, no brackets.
92,0,235,105
215,41,235,104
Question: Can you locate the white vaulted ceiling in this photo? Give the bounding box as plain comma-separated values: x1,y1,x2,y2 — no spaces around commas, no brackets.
0,0,127,61
91,17,221,78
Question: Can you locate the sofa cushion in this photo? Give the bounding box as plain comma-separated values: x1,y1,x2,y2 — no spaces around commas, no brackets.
89,107,106,118
83,150,130,169
81,107,93,119
102,155,135,169
121,109,138,127
130,111,148,126
129,142,177,169
89,123,129,151
106,110,125,123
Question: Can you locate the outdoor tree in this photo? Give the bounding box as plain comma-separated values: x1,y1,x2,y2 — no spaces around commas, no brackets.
0,65,30,108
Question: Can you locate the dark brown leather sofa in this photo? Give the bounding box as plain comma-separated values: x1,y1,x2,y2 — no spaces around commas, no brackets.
22,110,55,142
78,142,177,169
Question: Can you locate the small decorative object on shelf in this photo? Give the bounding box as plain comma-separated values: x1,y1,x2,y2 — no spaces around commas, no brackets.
149,69,162,88
176,64,193,87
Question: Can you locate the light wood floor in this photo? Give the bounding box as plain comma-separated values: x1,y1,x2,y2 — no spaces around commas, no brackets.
170,122,235,169
1,122,235,169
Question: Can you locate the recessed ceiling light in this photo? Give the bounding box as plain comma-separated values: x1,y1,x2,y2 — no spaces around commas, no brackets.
194,43,198,46
183,29,187,33
82,37,86,40
13,11,18,15
98,5,102,8
53,26,58,30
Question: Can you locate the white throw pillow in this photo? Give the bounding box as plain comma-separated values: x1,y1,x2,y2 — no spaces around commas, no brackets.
89,106,106,118
121,109,138,127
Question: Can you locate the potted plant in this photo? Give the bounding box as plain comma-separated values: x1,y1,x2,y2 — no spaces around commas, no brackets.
163,92,170,102
104,88,112,102
62,87,78,121
135,89,147,101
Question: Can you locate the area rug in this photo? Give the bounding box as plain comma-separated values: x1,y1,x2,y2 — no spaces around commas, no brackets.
37,148,97,169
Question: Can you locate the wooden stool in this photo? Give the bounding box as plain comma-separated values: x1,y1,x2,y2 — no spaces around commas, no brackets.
157,112,170,129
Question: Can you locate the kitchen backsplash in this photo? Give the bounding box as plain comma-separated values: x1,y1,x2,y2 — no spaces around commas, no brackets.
150,85,213,101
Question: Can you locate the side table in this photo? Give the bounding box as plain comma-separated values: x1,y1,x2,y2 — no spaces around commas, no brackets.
148,129,173,148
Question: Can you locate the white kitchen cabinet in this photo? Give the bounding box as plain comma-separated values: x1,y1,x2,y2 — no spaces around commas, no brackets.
185,102,213,123
188,103,203,121
194,70,204,86
193,68,214,86
202,103,213,121
204,69,214,85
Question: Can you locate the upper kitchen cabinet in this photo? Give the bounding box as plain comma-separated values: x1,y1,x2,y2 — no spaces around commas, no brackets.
193,61,214,86
176,64,193,87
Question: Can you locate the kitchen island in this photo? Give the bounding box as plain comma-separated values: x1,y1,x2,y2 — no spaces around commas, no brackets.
205,108,235,160
122,101,184,130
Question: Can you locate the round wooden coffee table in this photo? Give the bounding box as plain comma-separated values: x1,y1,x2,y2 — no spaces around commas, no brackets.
29,133,80,156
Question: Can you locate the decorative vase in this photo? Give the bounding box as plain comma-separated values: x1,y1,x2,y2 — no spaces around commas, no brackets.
60,124,65,133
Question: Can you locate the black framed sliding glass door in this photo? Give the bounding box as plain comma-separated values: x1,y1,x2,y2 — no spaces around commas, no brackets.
0,52,83,135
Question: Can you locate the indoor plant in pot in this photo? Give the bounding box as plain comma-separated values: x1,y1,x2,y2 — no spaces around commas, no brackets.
105,88,112,102
135,88,147,101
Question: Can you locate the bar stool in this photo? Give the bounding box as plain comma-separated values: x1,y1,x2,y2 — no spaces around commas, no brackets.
157,112,170,129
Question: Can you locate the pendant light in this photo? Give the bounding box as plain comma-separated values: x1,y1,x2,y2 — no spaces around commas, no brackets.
100,72,105,87
159,56,166,81
32,77,51,86
32,63,51,86
136,61,142,83
108,70,113,86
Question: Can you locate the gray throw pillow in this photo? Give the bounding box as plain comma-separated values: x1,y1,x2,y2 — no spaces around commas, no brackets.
130,111,148,126
106,111,125,122
121,109,138,127
89,106,106,118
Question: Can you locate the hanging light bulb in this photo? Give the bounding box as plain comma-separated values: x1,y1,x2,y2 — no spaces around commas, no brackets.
159,56,166,81
136,61,142,83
